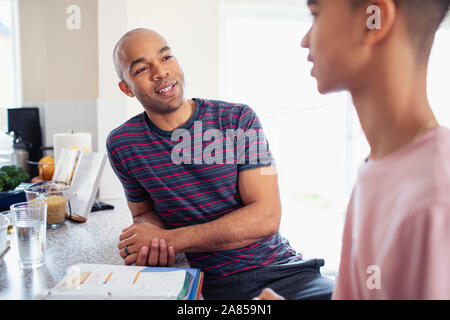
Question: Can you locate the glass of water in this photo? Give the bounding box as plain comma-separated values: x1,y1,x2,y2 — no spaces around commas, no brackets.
10,201,47,270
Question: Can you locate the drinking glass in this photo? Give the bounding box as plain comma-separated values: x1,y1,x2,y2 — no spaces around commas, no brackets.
10,201,47,269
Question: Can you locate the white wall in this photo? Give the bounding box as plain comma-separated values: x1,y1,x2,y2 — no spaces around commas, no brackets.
96,0,129,200
97,0,128,199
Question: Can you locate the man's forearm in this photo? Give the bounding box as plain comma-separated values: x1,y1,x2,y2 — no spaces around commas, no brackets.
133,211,166,228
168,201,280,252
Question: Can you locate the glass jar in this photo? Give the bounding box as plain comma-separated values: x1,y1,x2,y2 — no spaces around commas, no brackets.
0,211,14,234
25,181,71,228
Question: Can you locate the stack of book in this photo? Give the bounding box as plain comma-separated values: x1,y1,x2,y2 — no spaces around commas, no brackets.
39,264,204,300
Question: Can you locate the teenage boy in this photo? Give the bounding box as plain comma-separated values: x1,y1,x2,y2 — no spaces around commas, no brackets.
256,0,450,299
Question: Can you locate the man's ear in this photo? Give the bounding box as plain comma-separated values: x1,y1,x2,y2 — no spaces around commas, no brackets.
364,0,396,46
118,80,135,98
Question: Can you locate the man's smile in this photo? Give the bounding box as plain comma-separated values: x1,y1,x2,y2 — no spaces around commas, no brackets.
156,81,178,97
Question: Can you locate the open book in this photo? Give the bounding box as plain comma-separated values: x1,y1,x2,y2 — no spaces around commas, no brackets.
52,149,107,222
39,264,204,300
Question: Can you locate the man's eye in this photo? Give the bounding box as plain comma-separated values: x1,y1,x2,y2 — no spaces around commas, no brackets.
163,55,173,61
135,66,148,75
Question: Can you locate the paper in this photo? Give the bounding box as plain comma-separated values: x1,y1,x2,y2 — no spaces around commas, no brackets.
44,264,191,300
52,148,80,184
69,152,106,219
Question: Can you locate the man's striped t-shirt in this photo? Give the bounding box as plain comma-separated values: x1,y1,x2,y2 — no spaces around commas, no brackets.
106,98,302,277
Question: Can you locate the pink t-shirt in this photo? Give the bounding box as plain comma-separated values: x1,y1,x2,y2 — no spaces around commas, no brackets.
334,127,450,300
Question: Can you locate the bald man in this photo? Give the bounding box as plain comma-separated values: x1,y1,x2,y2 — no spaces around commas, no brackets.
106,28,334,300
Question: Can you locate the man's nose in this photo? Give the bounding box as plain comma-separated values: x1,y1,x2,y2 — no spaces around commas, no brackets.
152,63,169,81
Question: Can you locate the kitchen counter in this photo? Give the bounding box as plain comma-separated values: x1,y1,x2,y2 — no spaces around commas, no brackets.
0,198,190,300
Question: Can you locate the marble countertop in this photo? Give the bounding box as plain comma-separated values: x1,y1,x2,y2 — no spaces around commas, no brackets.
0,198,189,300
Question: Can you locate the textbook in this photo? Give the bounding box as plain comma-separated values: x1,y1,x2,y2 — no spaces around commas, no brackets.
39,264,204,300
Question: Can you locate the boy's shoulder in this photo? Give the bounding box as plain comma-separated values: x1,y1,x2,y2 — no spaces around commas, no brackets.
431,127,450,201
355,127,450,216
434,126,450,150
398,126,450,213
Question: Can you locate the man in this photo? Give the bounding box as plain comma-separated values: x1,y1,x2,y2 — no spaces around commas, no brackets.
257,0,450,299
106,28,334,300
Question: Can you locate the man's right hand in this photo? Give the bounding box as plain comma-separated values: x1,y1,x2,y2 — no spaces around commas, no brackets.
134,238,175,267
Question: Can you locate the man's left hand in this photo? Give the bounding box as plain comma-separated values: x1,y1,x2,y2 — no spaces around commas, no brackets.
118,223,173,264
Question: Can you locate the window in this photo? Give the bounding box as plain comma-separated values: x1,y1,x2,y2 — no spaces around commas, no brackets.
0,0,21,132
220,2,349,276
428,21,450,128
219,2,450,276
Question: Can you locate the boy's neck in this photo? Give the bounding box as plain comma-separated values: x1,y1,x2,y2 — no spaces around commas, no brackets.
350,58,438,161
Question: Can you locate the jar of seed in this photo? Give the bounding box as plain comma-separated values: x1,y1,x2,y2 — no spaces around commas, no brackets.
25,181,71,228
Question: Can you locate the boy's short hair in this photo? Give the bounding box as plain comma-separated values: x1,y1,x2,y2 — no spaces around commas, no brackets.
351,0,449,58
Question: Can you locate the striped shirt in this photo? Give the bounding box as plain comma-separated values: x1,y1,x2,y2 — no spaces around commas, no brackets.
106,98,301,277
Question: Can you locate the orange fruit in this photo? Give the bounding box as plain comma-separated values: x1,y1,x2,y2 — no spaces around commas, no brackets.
38,156,55,181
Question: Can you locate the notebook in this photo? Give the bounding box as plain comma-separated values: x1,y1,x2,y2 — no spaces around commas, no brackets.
39,264,204,300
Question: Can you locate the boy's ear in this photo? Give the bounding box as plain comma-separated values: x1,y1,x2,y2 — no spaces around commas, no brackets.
363,0,397,46
118,80,135,98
